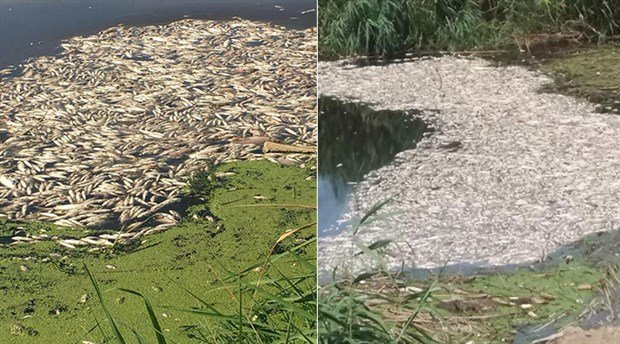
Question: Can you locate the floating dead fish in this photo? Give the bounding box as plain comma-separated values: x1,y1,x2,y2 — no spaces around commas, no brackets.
230,136,272,145
0,19,316,248
318,55,620,281
0,175,15,189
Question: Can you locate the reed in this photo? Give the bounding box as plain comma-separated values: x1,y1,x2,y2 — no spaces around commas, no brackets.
318,199,438,343
319,0,620,58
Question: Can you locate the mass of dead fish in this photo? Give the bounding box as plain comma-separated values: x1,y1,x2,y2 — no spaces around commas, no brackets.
0,19,316,248
318,56,620,281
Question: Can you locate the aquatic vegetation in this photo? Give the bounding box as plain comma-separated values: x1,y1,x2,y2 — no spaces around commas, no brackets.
320,262,606,343
318,203,617,343
319,0,620,58
540,44,620,113
0,160,316,343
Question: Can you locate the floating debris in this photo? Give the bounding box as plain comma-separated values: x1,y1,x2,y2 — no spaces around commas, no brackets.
0,19,316,248
78,293,89,304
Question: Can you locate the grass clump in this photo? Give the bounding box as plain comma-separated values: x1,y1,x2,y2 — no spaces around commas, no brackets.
319,0,412,58
318,200,439,343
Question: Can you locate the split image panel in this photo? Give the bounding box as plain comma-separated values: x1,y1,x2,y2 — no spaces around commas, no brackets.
317,1,620,343
0,1,316,343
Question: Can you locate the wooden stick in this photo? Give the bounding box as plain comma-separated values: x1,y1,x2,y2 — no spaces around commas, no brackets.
263,141,315,153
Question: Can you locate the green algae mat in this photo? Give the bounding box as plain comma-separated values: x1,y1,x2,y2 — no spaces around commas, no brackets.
0,160,317,343
540,44,620,113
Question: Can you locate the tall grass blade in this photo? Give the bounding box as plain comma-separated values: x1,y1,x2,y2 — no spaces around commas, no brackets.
118,288,167,344
396,279,437,342
84,263,126,344
238,276,243,342
352,197,392,235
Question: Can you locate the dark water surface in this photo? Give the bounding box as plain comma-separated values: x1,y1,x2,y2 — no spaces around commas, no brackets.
318,97,429,235
0,0,315,68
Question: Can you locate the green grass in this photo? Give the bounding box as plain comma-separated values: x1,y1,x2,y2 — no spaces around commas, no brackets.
0,160,317,343
319,0,620,59
320,262,606,343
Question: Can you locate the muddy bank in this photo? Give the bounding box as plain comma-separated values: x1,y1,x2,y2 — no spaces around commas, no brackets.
317,54,620,280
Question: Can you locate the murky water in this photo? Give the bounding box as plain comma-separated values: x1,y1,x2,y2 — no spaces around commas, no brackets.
318,96,429,235
0,0,315,68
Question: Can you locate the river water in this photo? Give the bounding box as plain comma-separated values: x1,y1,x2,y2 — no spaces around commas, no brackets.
318,96,429,235
0,0,315,68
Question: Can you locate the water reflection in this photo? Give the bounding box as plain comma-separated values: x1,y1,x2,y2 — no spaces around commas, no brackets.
318,96,430,235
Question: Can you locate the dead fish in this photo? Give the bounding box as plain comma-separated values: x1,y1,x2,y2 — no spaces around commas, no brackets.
0,175,15,189
230,136,272,145
0,18,316,248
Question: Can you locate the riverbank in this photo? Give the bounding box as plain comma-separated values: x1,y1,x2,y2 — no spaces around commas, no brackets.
539,44,620,114
319,230,620,342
